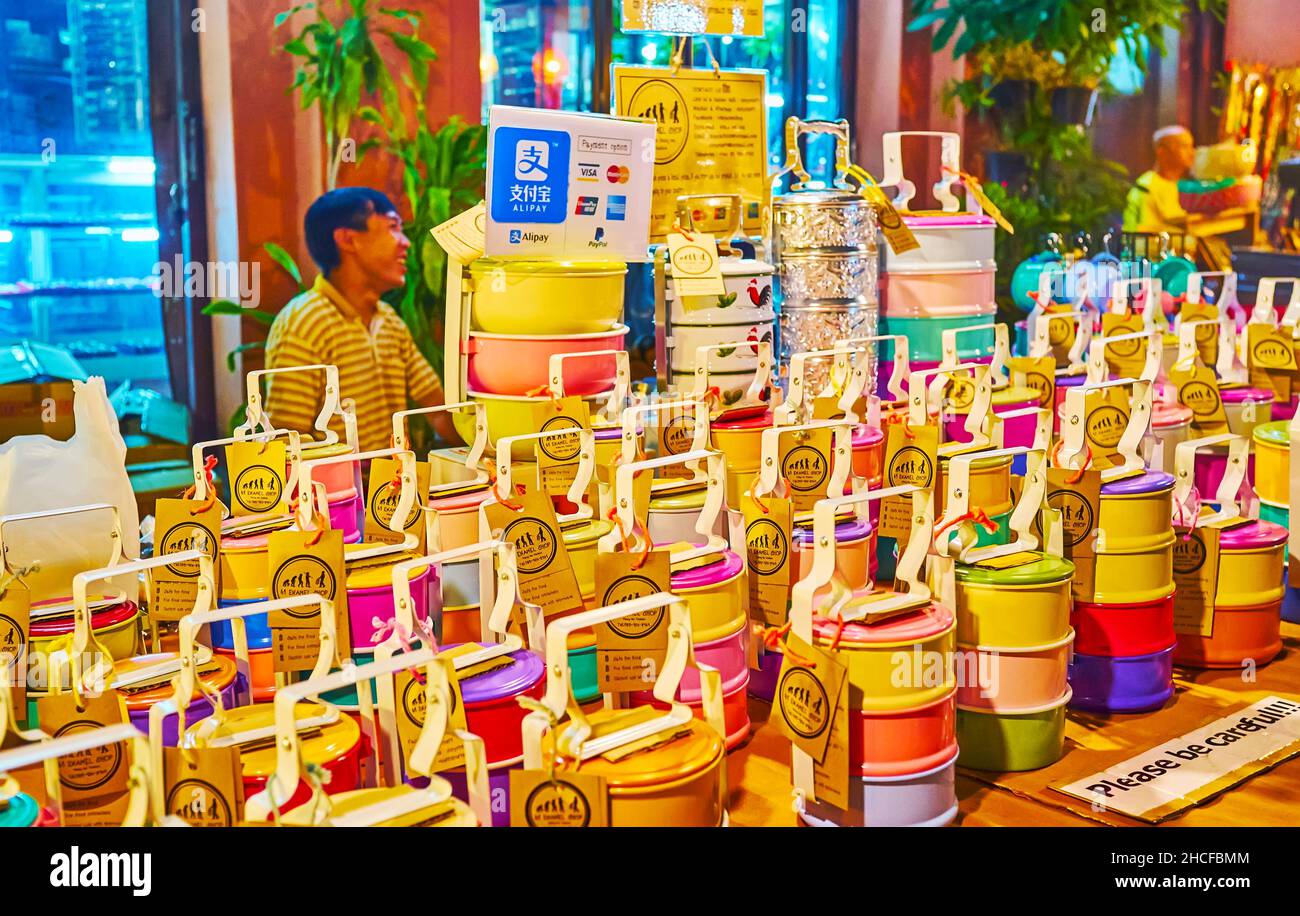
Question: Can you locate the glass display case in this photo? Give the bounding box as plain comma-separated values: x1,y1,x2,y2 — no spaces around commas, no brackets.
0,0,169,394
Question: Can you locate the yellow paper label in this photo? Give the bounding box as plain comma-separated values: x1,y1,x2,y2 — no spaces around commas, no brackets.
594,550,671,692
1172,525,1220,637
881,421,938,540
532,396,591,496
1101,313,1148,379
612,64,766,241
959,170,1013,233
396,656,468,773
266,528,350,669
971,550,1041,570
1042,468,1101,602
1171,365,1229,434
150,497,222,622
741,493,792,626
1008,355,1057,410
0,581,29,723
163,746,245,827
1045,306,1077,365
811,661,851,810
1247,324,1299,371
1179,301,1220,367
364,458,430,549
510,768,609,827
224,440,288,516
779,427,834,512
36,691,131,826
1083,387,1131,468
483,490,584,617
657,405,699,479
772,634,847,764
856,176,920,255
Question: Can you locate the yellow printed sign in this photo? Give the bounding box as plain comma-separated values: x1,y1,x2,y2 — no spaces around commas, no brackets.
622,0,764,36
613,66,767,243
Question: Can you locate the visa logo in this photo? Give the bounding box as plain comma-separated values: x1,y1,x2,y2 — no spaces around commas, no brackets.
576,162,600,182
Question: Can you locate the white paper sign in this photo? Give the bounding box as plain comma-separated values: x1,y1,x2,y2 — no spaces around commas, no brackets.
484,105,656,262
1054,695,1300,821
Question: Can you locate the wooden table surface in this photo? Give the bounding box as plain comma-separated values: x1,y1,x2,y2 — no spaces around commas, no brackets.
725,621,1300,827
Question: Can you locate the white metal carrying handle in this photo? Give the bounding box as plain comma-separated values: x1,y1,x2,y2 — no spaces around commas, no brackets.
939,445,1060,563
548,350,631,426
192,427,304,505
1109,277,1164,328
605,450,728,565
1250,277,1300,327
1186,270,1238,306
0,502,125,580
1173,434,1251,526
1217,310,1249,385
58,551,212,701
495,427,596,522
691,340,773,408
521,592,725,766
1086,328,1164,385
246,649,488,826
0,722,165,827
1057,377,1153,480
392,402,490,495
299,446,418,561
775,344,871,427
237,364,342,444
880,131,962,212
930,323,1010,400
1033,262,1093,313
773,117,853,191
791,485,933,637
907,363,995,453
1175,320,1219,372
990,407,1053,454
843,333,910,403
619,399,710,490
1028,309,1094,372
752,420,853,501
388,541,533,662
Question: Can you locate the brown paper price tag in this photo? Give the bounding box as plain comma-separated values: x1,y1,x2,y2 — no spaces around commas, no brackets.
881,421,938,540
811,665,851,810
267,528,350,669
1173,525,1220,637
1008,355,1057,410
163,746,245,826
958,170,1013,234
1101,313,1148,379
1179,301,1220,367
593,550,671,693
1247,324,1299,372
483,490,584,617
36,691,131,826
150,498,222,622
740,493,792,626
657,405,699,479
510,768,609,827
396,656,467,773
1045,306,1077,365
224,440,289,516
364,458,430,549
1040,468,1101,602
532,396,591,496
1171,365,1229,434
1,580,30,722
1083,386,1131,469
772,634,847,765
779,427,834,513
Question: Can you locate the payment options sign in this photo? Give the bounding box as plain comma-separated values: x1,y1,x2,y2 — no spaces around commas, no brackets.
485,105,656,261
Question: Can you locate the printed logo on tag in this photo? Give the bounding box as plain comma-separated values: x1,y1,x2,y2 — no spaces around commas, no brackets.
661,413,696,455
166,778,234,827
1085,404,1128,448
271,556,337,611
1180,379,1221,417
782,445,828,492
234,466,283,513
888,445,933,486
1048,315,1073,346
1048,488,1094,549
50,720,123,791
157,522,217,577
537,415,584,462
1173,530,1209,575
745,517,788,575
777,667,831,740
524,779,594,826
501,517,558,574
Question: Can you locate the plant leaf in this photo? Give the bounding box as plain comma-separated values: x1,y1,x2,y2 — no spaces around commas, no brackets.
263,242,305,290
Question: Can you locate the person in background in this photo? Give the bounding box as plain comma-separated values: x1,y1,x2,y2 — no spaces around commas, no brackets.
1123,125,1196,234
265,187,457,451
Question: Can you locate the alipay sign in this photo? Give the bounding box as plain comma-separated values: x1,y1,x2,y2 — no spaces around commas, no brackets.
485,105,655,261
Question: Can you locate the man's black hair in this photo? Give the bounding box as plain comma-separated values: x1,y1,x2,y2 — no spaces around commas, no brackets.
303,187,399,275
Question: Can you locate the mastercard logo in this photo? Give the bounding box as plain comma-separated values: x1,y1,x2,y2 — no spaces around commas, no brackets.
606,165,630,184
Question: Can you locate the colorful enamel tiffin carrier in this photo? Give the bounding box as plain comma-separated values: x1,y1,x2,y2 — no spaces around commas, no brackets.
783,480,957,827
520,591,730,827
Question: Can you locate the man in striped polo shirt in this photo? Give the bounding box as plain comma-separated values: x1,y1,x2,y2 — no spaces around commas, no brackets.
265,187,455,449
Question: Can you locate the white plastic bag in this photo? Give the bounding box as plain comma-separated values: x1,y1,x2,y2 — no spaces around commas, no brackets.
0,377,141,605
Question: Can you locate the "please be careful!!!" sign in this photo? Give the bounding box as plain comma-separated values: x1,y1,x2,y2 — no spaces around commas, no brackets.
485,105,656,261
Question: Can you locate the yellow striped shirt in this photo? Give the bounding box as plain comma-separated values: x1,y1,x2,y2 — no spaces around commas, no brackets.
264,276,441,451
